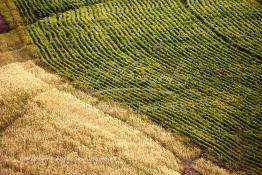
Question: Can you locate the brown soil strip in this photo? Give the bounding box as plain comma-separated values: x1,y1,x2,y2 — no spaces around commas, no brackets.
182,148,205,175
0,14,9,33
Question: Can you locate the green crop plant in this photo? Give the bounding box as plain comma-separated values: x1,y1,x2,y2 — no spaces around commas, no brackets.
13,0,262,174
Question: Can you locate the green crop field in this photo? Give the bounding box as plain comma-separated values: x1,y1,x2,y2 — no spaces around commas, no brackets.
14,0,262,174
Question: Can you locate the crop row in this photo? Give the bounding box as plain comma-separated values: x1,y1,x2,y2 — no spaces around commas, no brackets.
15,0,110,23
188,0,262,57
15,0,262,174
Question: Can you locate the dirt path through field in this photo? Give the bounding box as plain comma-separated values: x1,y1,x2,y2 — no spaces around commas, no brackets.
182,149,205,175
0,14,9,33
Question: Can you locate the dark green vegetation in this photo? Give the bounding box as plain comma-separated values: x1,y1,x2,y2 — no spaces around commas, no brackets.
14,0,262,174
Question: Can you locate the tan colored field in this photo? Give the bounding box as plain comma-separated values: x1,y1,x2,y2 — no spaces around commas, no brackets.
0,22,244,175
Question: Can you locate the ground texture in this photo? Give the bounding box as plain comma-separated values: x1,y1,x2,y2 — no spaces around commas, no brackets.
0,24,241,175
0,0,261,174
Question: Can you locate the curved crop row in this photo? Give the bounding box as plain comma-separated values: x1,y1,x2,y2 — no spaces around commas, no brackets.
188,0,262,57
14,0,262,174
15,0,111,23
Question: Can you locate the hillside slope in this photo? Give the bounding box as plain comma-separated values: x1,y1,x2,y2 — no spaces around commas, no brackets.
9,0,262,174
0,61,183,175
0,28,242,175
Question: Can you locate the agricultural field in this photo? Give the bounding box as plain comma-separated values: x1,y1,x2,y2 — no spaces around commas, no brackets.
1,0,261,174
0,24,238,175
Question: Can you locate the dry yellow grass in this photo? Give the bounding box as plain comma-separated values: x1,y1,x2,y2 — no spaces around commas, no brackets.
0,17,244,175
0,61,244,175
0,61,184,175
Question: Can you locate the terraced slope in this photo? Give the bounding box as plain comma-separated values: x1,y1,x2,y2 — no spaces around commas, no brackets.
12,0,262,174
0,24,241,175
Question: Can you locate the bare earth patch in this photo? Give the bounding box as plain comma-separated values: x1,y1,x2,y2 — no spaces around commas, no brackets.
0,14,9,33
182,148,205,175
